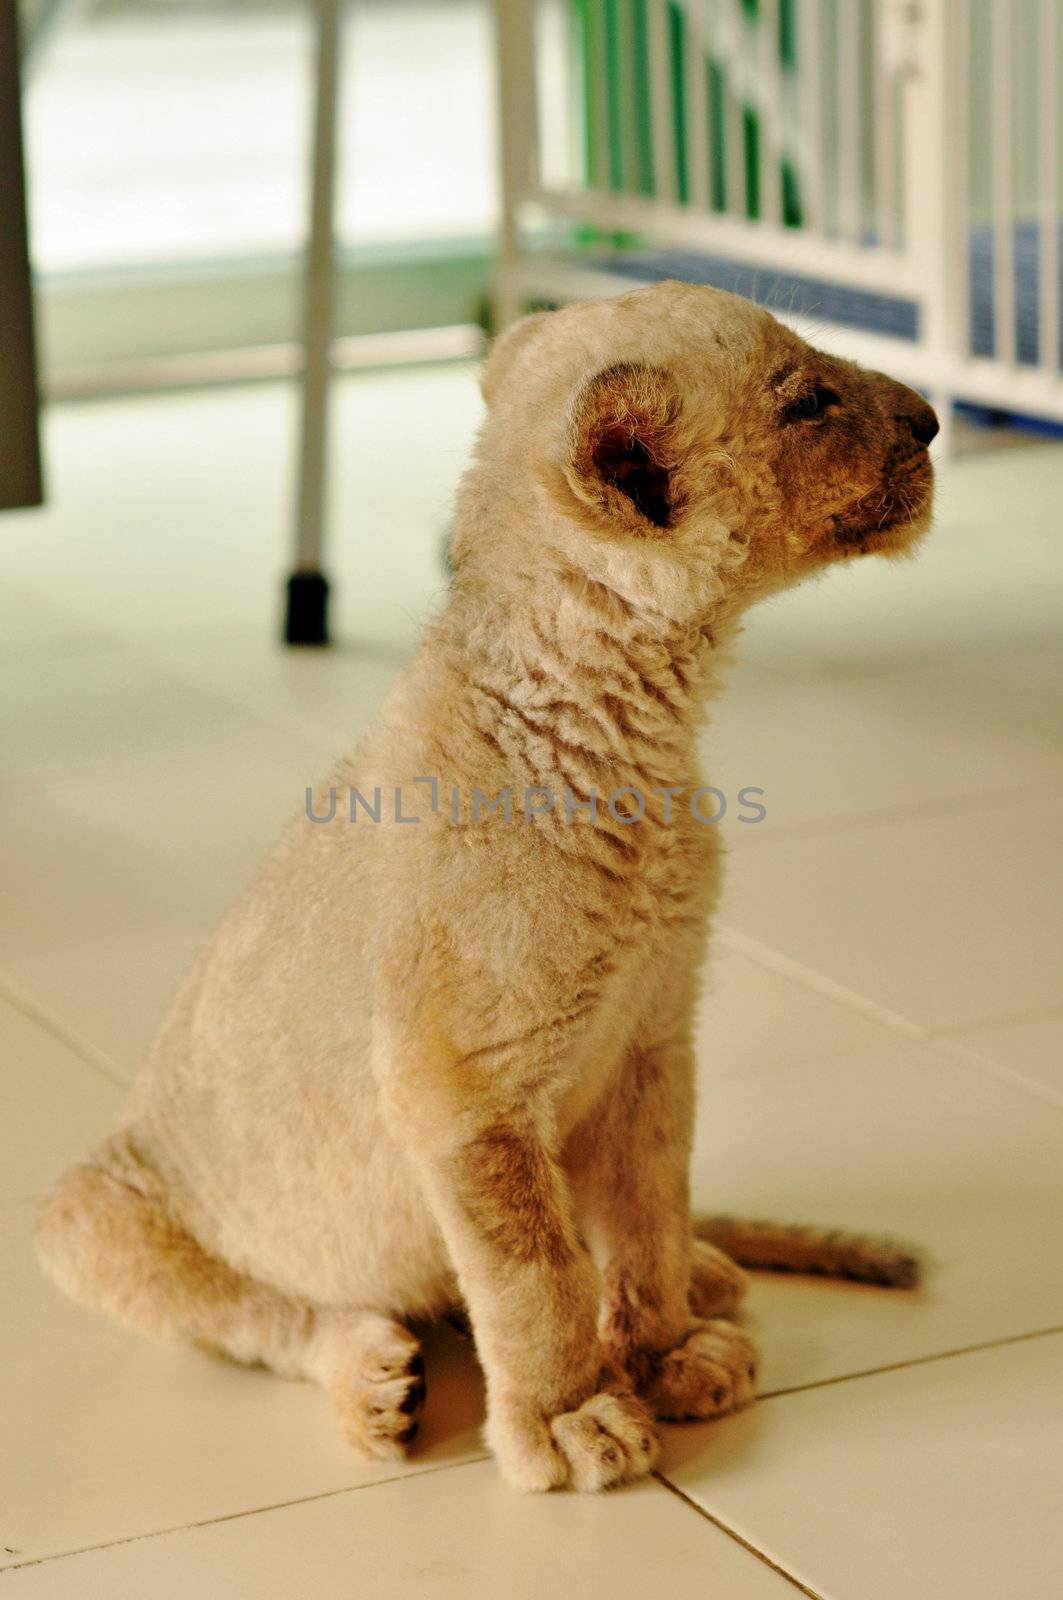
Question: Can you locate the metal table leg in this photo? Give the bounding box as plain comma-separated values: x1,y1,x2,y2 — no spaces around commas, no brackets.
285,0,342,645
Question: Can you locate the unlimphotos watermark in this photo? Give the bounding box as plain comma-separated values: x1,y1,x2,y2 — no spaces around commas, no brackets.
305,777,767,828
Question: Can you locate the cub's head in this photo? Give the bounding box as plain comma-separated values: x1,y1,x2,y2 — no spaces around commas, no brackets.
467,281,935,619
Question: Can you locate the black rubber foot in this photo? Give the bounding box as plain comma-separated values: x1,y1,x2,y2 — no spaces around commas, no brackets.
284,570,330,646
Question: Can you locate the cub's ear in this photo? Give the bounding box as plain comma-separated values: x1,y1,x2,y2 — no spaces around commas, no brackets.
481,310,552,406
563,363,685,533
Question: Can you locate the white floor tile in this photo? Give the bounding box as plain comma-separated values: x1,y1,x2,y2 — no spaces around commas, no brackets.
0,1206,487,1568
692,1041,1063,1392
3,645,327,791
709,640,1062,841
948,1013,1063,1102
0,580,107,655
1,366,477,654
0,1462,799,1599
0,710,328,1068
0,999,120,1204
661,1333,1063,1600
4,385,296,640
0,772,216,953
719,792,1063,1031
830,633,1063,755
142,631,405,753
696,948,903,1074
3,930,204,1083
329,365,477,651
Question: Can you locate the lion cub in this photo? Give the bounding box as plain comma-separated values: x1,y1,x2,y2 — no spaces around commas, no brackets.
38,283,934,1491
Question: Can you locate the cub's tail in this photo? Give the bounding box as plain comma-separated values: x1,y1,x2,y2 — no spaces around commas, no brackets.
695,1215,921,1290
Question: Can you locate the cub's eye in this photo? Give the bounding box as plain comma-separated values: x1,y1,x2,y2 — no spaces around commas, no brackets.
786,386,839,422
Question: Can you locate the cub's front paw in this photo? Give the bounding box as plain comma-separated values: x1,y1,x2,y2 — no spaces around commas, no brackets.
639,1318,759,1422
489,1388,659,1493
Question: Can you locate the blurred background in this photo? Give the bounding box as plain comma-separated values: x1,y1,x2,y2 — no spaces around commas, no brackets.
21,0,496,381
8,0,500,652
7,0,1063,649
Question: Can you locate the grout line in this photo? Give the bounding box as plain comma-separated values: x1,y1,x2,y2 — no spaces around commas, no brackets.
0,973,127,1090
932,1000,1063,1036
714,926,1063,1117
8,1330,1062,1576
655,1327,1063,1596
653,1475,828,1600
714,925,928,1040
0,1454,491,1574
929,1038,1063,1113
755,1323,1063,1403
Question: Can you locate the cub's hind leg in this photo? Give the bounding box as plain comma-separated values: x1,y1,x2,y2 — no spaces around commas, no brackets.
36,1134,426,1457
688,1236,749,1320
36,1133,316,1374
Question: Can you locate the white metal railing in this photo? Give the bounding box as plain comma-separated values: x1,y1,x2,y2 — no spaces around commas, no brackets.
1040,0,1059,376
495,0,1063,435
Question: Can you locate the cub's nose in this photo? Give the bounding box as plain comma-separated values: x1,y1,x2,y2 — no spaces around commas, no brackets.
904,401,939,447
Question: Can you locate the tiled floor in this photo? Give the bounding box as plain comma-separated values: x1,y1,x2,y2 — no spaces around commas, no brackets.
2,365,1062,1596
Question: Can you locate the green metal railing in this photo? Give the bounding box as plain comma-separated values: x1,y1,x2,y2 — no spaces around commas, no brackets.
571,0,803,225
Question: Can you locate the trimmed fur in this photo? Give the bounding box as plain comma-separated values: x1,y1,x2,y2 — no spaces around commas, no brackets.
37,284,933,1492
